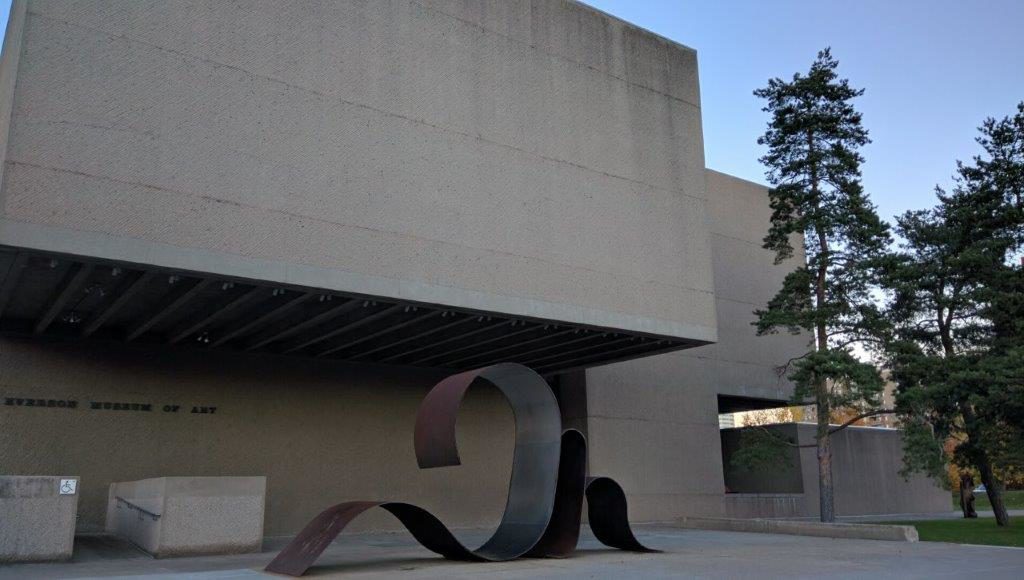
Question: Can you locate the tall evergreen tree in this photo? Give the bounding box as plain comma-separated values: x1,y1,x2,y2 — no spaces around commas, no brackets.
753,49,890,522
886,104,1024,527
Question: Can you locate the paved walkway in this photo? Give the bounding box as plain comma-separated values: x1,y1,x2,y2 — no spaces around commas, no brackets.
2,524,1022,579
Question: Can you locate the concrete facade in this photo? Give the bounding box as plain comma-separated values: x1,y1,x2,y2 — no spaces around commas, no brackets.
584,169,810,521
0,0,715,343
0,0,949,550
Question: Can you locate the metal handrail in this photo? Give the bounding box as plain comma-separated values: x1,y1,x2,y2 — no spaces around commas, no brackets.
114,496,161,521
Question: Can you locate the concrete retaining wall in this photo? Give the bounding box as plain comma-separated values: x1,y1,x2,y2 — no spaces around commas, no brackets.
819,425,950,517
106,476,266,557
720,424,803,494
720,424,950,519
0,475,79,562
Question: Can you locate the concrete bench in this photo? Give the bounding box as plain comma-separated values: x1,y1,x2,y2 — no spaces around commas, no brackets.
0,475,80,562
105,476,265,558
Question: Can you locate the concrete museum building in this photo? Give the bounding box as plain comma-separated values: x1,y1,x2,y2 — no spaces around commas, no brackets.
0,0,947,542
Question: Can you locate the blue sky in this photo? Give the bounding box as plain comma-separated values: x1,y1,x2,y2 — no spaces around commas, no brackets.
585,0,1024,223
2,1,1021,223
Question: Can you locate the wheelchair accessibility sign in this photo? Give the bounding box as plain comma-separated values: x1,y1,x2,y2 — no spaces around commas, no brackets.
59,479,77,495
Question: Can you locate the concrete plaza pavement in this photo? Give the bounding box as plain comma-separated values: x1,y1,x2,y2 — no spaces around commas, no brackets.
2,524,1023,579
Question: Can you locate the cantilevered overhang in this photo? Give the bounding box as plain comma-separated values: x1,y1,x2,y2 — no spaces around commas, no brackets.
0,248,707,374
0,0,721,362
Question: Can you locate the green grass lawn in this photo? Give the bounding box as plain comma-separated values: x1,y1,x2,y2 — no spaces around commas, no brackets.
885,517,1024,547
951,489,1024,510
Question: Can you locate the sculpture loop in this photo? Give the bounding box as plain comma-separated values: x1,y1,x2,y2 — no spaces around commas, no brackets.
266,363,654,576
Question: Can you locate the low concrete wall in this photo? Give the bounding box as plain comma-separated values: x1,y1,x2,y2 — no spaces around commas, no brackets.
0,475,79,562
721,424,803,494
106,476,265,558
821,425,949,517
675,516,919,542
106,478,163,556
720,424,950,519
723,494,806,519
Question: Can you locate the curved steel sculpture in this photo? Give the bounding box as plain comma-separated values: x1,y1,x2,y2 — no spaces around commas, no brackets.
266,363,654,576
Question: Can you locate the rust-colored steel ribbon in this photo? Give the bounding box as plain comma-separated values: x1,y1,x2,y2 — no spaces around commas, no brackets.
265,363,654,576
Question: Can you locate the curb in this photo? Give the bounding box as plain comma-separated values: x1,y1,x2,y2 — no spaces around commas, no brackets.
674,517,918,542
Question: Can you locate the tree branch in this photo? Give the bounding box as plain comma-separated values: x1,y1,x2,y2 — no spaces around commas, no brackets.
747,423,818,448
827,409,901,435
746,409,903,448
774,351,812,378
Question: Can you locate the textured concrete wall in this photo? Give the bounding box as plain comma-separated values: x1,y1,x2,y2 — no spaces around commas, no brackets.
720,424,803,494
0,475,79,562
0,0,715,342
0,338,515,536
584,170,808,521
105,478,165,555
819,425,949,517
723,425,949,518
107,476,265,557
698,170,809,401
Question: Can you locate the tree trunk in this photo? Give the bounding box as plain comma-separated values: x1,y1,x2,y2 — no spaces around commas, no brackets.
977,457,1011,526
814,248,834,523
961,403,1011,527
807,133,835,524
816,385,835,523
959,474,977,518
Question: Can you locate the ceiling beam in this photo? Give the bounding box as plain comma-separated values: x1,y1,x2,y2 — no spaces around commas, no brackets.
126,278,211,341
410,320,533,365
348,313,473,360
34,262,95,335
210,292,311,347
245,298,360,351
470,331,601,368
81,270,155,337
535,340,665,374
0,252,28,320
283,303,404,354
442,327,578,367
521,335,636,367
317,309,441,358
167,286,265,344
379,319,510,364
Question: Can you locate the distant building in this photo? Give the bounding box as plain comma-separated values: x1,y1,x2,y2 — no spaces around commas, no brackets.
865,371,900,429
719,413,737,429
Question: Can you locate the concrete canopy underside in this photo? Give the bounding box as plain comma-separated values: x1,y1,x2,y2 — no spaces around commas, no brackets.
0,247,701,374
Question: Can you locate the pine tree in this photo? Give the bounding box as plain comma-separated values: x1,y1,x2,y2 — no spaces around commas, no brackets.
886,104,1024,527
753,48,891,523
